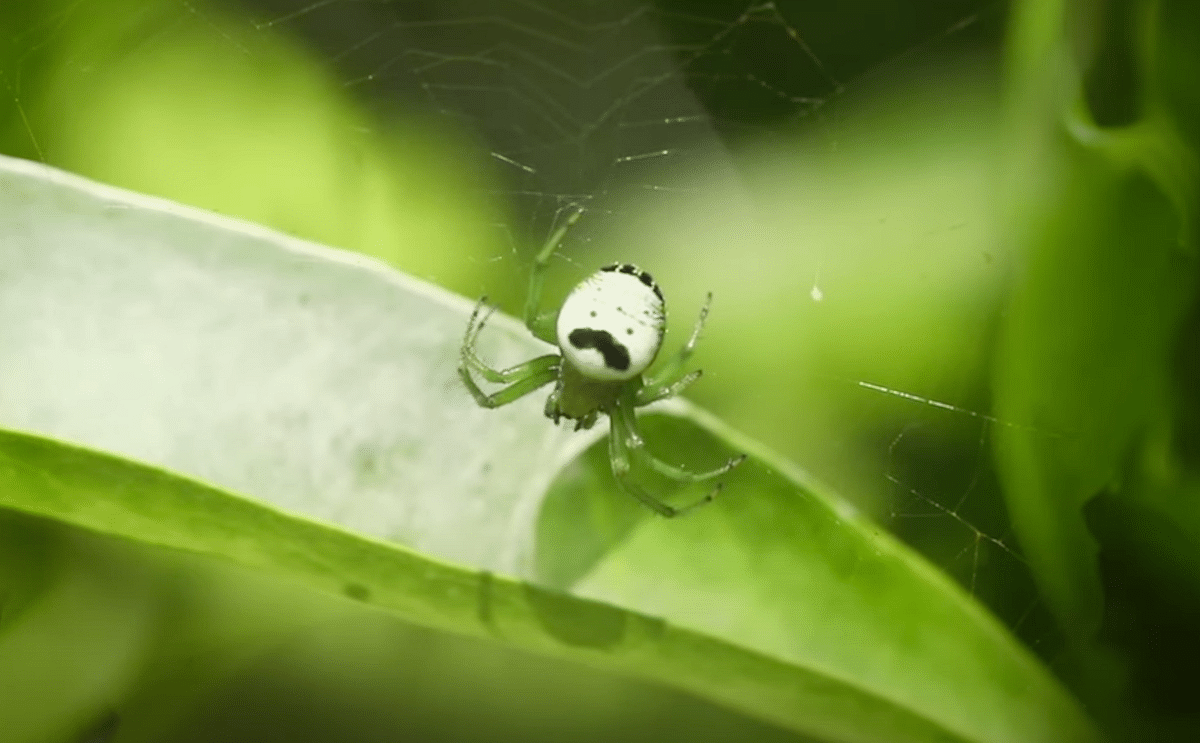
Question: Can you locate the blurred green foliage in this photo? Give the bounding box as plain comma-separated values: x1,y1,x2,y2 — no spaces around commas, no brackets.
995,0,1200,737
0,0,513,298
1,0,1198,740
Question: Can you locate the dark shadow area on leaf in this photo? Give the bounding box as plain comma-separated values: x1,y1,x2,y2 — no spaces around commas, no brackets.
534,412,750,590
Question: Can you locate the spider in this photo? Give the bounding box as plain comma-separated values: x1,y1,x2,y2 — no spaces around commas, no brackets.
458,207,746,517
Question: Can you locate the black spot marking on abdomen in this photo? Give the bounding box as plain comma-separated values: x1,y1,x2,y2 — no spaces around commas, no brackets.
568,328,631,371
601,262,663,301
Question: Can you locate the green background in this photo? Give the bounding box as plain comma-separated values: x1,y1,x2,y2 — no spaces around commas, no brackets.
2,0,1198,741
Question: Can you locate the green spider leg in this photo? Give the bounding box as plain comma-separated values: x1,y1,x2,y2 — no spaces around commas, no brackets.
459,362,558,409
459,299,493,373
636,292,712,407
607,389,746,517
459,298,560,408
524,205,585,343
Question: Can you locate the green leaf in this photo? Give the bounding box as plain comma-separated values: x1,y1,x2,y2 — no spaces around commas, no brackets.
0,154,1097,743
996,0,1200,643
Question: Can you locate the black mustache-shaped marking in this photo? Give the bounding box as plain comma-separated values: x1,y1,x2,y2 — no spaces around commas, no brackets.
568,328,631,371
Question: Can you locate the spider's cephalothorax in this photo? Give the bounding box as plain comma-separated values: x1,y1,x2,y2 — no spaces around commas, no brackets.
458,208,745,517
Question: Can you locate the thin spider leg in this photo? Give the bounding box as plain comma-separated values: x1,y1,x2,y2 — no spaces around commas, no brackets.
640,292,711,393
619,396,746,482
524,205,585,343
459,298,560,383
459,365,558,409
460,297,496,370
640,449,748,483
636,368,702,407
465,353,560,385
607,400,718,517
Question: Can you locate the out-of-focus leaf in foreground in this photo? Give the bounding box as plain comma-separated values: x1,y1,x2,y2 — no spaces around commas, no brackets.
0,155,1097,743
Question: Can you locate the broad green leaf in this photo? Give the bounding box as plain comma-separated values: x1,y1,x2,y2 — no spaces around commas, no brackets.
0,155,1097,743
996,0,1200,643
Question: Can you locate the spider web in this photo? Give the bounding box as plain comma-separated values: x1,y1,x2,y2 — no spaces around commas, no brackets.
247,0,845,237
865,382,1062,654
0,0,1061,657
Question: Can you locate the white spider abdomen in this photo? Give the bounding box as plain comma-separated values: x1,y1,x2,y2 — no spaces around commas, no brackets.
556,263,666,382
